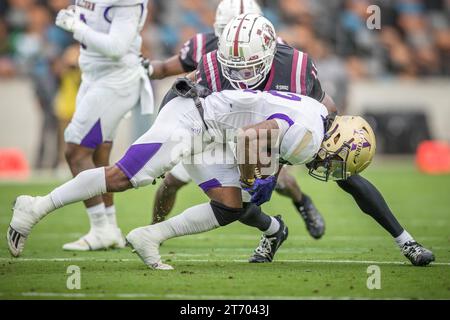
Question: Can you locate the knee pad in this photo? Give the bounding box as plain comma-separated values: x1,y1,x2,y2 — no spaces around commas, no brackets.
210,200,244,226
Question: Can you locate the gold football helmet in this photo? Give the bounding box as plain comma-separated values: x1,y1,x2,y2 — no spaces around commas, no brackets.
308,116,376,181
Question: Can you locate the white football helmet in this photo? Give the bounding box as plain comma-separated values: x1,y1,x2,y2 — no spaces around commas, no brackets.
214,0,262,37
217,13,277,89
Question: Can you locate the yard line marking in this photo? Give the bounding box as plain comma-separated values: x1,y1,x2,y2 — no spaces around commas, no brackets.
0,291,414,300
1,257,449,266
14,233,445,241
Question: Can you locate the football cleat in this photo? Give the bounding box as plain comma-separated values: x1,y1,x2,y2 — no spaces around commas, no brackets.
401,241,435,266
7,195,42,257
7,226,26,257
126,226,173,270
62,226,119,251
112,228,127,249
249,215,288,263
295,195,325,239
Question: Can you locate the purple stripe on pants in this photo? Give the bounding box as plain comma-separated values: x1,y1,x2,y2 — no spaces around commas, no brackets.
198,178,222,192
116,143,162,179
80,119,103,149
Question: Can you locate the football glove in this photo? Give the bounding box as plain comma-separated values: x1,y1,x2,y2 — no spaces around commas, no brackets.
140,55,154,77
55,7,79,33
243,175,277,206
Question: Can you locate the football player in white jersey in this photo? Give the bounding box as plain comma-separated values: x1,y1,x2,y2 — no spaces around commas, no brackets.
142,0,325,241
8,86,376,270
54,0,153,251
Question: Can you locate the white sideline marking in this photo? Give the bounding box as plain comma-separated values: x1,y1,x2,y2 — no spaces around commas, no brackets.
3,291,411,300
1,257,449,266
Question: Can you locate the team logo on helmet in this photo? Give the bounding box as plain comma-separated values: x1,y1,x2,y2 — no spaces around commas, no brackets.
257,23,275,50
307,116,376,182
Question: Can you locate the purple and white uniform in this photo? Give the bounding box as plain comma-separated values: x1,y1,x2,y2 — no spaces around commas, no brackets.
116,90,328,193
65,0,152,149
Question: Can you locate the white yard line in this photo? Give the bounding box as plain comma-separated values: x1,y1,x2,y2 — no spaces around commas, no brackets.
1,257,449,266
4,233,443,241
0,291,411,300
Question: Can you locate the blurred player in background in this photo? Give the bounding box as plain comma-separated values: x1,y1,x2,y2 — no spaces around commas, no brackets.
54,0,153,251
143,0,326,240
54,44,81,167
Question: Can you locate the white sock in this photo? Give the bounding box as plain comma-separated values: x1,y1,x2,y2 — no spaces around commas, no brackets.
50,167,107,209
395,230,414,248
264,217,280,235
105,205,118,228
86,203,108,230
149,203,220,243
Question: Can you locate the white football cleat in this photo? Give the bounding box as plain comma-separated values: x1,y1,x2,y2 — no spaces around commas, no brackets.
126,226,173,270
7,195,42,257
112,228,126,249
62,226,118,251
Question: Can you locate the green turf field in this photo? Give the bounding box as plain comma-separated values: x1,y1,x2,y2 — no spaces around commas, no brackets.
0,160,449,300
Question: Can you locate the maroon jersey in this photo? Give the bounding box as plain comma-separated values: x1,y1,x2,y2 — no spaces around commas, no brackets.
195,43,325,102
178,32,218,72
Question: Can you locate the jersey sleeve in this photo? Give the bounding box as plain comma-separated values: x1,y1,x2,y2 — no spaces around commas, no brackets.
305,56,325,102
195,54,211,90
178,33,208,73
73,5,141,59
178,38,197,72
280,125,315,165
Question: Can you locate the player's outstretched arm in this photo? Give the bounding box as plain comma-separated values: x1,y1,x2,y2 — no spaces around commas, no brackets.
65,5,141,59
146,55,186,79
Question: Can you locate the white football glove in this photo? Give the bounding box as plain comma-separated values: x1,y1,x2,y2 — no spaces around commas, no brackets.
55,7,79,33
140,55,154,77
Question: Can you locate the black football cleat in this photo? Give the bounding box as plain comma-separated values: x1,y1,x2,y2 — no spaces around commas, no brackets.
295,195,325,239
249,215,288,263
401,241,435,266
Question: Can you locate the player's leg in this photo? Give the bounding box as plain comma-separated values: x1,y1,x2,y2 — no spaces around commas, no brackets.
62,82,139,251
7,97,198,257
127,146,287,269
152,163,191,224
62,80,114,250
190,147,286,245
92,142,126,248
275,167,325,239
337,175,434,266
127,186,243,270
8,164,131,256
240,202,289,263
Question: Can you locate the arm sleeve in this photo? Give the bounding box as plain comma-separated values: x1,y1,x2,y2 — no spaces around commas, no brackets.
73,5,141,59
178,37,197,72
305,56,326,102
